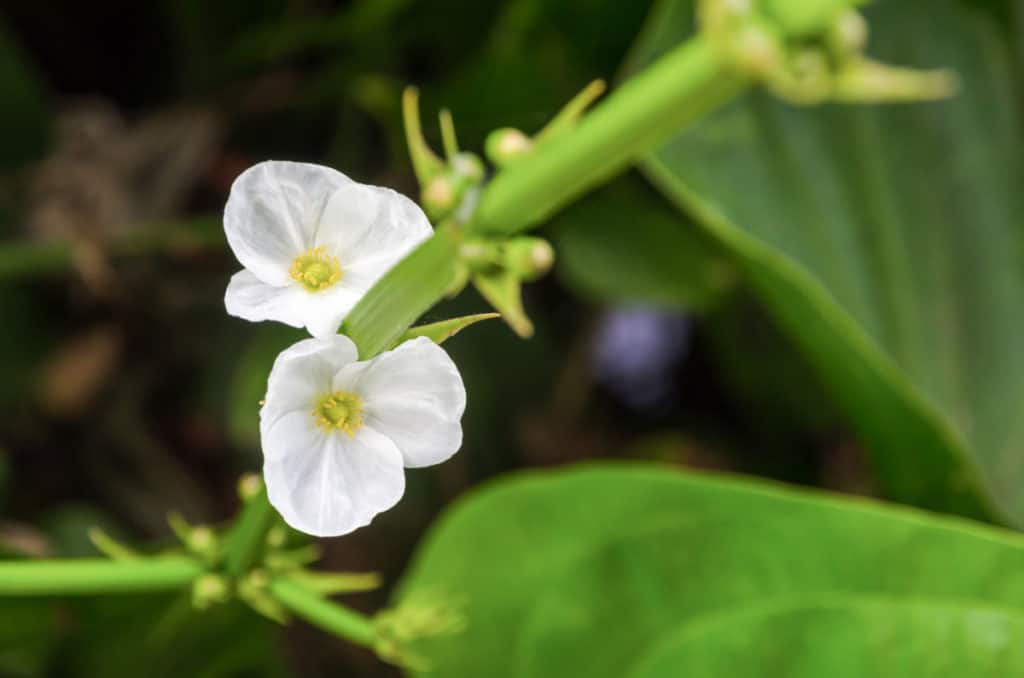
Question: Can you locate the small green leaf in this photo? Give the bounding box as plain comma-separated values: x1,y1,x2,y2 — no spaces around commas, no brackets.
391,313,500,348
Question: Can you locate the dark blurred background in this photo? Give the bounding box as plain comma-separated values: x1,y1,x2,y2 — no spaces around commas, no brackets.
0,1,864,675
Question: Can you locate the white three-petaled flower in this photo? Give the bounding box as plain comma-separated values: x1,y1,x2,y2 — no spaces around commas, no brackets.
224,161,432,338
260,334,465,536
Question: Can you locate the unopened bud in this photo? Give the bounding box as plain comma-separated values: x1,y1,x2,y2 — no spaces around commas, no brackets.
452,152,485,182
504,237,554,281
237,473,263,501
731,21,783,76
192,574,230,609
422,176,457,219
831,10,868,55
485,128,534,167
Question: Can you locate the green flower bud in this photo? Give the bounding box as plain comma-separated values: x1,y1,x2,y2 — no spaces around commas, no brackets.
503,237,554,282
485,128,534,167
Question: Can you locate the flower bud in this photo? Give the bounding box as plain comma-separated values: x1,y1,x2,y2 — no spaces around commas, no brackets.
421,175,458,220
192,573,230,610
503,237,554,282
237,473,263,501
452,152,485,182
485,128,534,167
730,20,783,77
829,9,868,56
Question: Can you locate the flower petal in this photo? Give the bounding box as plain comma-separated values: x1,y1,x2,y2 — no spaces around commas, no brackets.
225,270,308,329
264,424,405,537
299,285,363,339
260,335,359,428
315,182,432,293
225,161,352,286
335,337,465,468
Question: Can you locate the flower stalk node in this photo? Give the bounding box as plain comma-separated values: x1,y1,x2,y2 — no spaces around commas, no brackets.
699,0,957,105
373,593,467,670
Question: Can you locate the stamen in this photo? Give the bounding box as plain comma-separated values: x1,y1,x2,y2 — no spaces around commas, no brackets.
312,391,364,436
290,247,342,292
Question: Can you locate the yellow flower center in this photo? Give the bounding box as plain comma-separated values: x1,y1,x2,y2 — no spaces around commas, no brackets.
290,247,342,292
312,391,363,436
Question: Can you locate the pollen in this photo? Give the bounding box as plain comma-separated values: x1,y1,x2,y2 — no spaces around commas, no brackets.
312,390,364,436
290,247,342,292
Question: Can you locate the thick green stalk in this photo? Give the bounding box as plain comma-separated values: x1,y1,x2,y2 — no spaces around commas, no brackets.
222,487,276,578
469,36,745,236
269,576,377,647
0,558,201,596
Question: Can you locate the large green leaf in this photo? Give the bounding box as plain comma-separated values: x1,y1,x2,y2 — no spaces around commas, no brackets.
631,0,1024,522
397,464,1024,676
628,599,1024,677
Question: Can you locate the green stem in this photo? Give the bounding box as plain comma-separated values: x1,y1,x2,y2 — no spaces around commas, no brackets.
0,558,201,596
269,576,377,647
469,36,746,236
222,487,276,579
0,216,223,279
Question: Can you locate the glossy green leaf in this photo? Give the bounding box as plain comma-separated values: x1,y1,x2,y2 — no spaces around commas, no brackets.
632,0,1024,522
550,174,735,311
629,598,1024,677
397,464,1024,677
391,313,500,348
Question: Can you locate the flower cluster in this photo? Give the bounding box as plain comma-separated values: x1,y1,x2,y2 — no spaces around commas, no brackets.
224,161,466,537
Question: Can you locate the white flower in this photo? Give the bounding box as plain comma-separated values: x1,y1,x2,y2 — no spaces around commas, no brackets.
224,161,432,338
260,334,465,536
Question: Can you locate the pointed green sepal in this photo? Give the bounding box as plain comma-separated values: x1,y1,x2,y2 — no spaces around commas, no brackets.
833,57,958,102
402,86,446,186
473,271,533,337
265,544,321,571
287,571,383,595
390,313,500,349
238,569,291,624
535,79,606,143
88,527,140,560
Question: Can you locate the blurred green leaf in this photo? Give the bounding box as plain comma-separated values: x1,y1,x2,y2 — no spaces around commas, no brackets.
550,174,734,311
632,0,1024,521
228,324,306,450
0,18,48,170
627,599,1024,677
398,464,1024,677
63,596,289,678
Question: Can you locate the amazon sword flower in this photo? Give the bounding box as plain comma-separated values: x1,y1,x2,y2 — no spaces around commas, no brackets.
260,334,465,536
223,160,432,337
